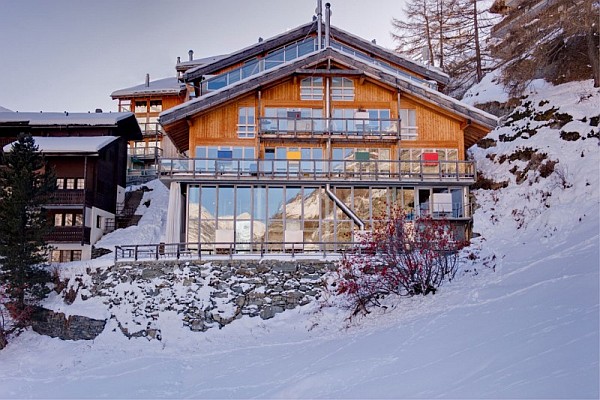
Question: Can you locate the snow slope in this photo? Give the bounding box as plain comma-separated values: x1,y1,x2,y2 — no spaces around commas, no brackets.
0,80,598,399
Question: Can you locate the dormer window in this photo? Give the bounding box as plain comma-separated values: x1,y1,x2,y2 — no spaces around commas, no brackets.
331,77,355,101
300,77,324,100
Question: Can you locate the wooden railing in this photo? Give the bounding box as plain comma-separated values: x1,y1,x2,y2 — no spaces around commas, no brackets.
159,158,476,183
47,190,86,205
44,226,90,243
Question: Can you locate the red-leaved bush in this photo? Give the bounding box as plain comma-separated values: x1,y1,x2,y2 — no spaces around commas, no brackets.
335,207,466,314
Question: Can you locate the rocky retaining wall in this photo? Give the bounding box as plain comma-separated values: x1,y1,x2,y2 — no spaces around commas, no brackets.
63,259,336,339
31,307,106,340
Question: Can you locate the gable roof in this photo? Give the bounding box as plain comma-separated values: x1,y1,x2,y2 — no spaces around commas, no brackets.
176,54,229,73
0,112,142,141
111,77,186,98
3,136,119,155
160,47,497,151
183,23,449,86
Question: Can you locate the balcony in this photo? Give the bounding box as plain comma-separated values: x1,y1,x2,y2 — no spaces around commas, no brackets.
159,158,476,184
47,190,86,206
128,146,162,160
138,122,163,138
258,117,417,141
44,226,91,244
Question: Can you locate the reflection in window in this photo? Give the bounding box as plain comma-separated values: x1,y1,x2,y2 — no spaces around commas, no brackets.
399,109,417,138
149,100,162,112
300,77,324,100
134,101,147,113
331,77,355,101
237,107,256,138
218,187,234,220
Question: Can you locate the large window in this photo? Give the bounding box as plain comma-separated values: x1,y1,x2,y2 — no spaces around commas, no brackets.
300,77,324,100
134,100,147,113
51,250,82,263
54,213,83,227
399,109,417,138
56,178,84,190
237,106,256,138
194,146,255,173
331,77,355,101
149,100,162,112
263,108,323,133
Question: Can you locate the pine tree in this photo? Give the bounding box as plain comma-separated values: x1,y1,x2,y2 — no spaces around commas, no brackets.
0,134,56,312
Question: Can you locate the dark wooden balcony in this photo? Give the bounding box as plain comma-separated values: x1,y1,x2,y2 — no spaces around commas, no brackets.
258,117,418,141
47,190,86,206
44,226,91,244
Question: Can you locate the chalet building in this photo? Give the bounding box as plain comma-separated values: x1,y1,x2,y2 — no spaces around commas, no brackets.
0,112,142,261
157,3,498,254
110,54,227,185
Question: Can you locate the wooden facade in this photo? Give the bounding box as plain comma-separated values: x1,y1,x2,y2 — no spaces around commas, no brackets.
111,77,186,184
155,17,497,251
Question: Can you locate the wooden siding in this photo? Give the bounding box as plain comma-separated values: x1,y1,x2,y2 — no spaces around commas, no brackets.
188,77,469,158
189,95,257,153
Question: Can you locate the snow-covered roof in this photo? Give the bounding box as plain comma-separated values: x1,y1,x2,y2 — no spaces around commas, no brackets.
111,77,186,98
0,105,12,112
176,54,229,71
161,47,497,129
2,136,119,154
0,111,134,126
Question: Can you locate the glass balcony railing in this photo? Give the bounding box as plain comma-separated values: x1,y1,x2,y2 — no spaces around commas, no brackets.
159,158,476,182
128,146,162,159
137,122,163,137
258,117,417,140
202,38,318,93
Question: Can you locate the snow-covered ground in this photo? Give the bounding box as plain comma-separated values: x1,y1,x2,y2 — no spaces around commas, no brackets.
0,79,598,399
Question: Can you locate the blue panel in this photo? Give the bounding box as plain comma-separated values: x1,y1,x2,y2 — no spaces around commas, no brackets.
218,150,232,159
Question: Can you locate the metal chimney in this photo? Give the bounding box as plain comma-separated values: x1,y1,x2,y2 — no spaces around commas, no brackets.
145,73,150,87
325,3,331,48
188,49,194,61
317,0,323,49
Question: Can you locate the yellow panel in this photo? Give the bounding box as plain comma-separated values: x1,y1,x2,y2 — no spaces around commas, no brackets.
287,151,301,160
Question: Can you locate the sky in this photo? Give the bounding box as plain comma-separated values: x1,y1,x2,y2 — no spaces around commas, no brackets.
0,0,405,113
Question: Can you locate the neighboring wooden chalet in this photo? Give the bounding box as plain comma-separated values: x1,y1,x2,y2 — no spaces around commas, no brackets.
157,4,498,254
111,54,229,185
0,112,142,261
111,76,187,184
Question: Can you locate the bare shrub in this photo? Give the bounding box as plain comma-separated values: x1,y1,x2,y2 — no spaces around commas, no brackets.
335,208,467,315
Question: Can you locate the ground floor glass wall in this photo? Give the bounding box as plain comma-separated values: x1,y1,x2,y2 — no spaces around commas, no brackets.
185,185,468,249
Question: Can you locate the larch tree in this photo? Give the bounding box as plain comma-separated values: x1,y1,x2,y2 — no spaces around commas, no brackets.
392,0,499,95
0,134,55,315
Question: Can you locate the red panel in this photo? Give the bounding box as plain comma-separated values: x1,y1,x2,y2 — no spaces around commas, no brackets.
422,152,439,166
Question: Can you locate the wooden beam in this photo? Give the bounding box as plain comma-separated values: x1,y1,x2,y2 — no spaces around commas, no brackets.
294,68,364,76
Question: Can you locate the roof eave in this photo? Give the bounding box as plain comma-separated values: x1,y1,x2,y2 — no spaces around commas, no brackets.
162,48,496,130
183,22,316,82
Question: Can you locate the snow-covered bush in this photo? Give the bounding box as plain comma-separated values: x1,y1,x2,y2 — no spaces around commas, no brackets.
335,208,466,315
